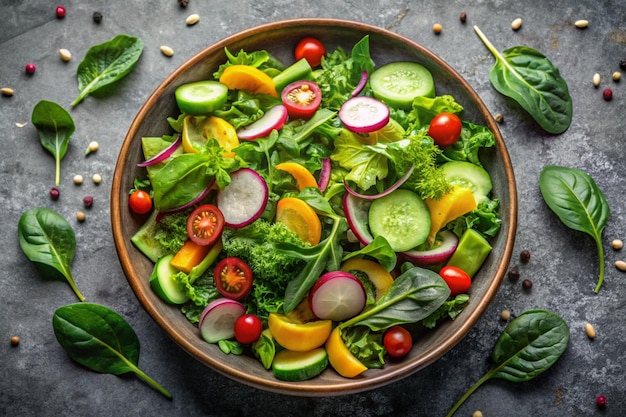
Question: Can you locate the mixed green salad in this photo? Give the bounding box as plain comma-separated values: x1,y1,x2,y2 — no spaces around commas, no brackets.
129,35,501,381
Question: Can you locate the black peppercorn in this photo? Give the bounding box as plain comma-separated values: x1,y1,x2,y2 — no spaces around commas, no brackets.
92,11,103,24
522,279,533,290
178,0,189,7
520,250,531,263
460,12,467,23
620,60,626,71
508,267,520,282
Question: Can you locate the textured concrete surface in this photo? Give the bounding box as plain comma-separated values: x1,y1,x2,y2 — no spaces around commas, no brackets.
1,1,625,416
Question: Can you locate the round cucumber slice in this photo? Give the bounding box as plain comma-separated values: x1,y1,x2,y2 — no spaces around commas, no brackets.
149,254,189,304
368,189,431,252
272,348,329,382
175,80,228,115
370,62,435,110
440,161,493,204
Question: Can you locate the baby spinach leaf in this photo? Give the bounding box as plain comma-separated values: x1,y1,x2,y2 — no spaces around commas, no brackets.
53,303,172,399
474,26,572,134
71,34,144,107
539,165,610,292
445,310,569,417
31,100,75,186
18,207,84,301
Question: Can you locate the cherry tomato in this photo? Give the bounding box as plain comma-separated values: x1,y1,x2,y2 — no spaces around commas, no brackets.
383,326,412,358
214,257,253,300
234,314,263,344
281,80,322,120
294,37,326,68
428,112,462,147
439,265,472,296
186,204,224,246
129,190,152,214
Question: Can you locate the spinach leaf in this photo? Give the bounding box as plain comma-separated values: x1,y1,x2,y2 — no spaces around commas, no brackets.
53,303,171,399
445,310,569,417
539,165,610,292
474,26,572,134
18,207,84,301
31,100,75,185
71,34,144,107
340,265,450,331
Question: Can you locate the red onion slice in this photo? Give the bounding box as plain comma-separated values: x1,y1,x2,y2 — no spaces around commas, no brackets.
350,70,368,97
344,164,415,200
155,179,215,221
318,157,331,192
137,136,182,167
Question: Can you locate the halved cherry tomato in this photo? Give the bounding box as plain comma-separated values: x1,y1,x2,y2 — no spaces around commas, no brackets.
281,80,322,120
234,314,263,344
428,112,463,147
383,325,412,358
129,190,152,214
294,37,326,68
439,265,472,296
186,204,225,246
214,257,253,300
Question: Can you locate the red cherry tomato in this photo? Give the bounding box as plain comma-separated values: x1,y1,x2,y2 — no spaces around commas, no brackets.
129,190,152,214
383,326,412,358
439,265,472,296
428,112,462,147
281,80,322,120
186,204,224,246
214,257,253,300
234,314,263,344
294,37,326,68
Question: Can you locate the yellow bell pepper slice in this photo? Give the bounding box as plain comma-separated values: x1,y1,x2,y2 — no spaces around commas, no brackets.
218,65,278,97
275,197,322,246
268,313,332,352
425,186,477,246
325,327,367,378
182,115,239,155
340,258,394,300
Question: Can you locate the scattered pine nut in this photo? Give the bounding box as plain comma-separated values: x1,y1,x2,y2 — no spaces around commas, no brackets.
186,13,199,26
92,173,103,184
432,23,443,34
160,45,174,57
76,211,86,222
585,322,596,339
472,411,483,417
592,73,601,87
58,48,72,62
613,71,621,82
86,141,99,155
575,20,589,29
1,87,14,97
500,309,511,321
614,260,626,272
73,174,84,185
494,112,504,123
611,239,623,250
511,18,522,31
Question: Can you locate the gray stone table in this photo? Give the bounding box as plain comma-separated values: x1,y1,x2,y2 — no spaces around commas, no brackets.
1,1,625,416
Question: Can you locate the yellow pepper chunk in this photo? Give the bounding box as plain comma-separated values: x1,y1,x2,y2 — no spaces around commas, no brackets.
340,258,394,300
425,186,477,246
268,313,332,352
326,327,368,378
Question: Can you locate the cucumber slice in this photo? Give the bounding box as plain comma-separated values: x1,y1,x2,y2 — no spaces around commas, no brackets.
368,189,431,252
272,348,328,381
149,254,189,304
446,228,492,277
440,161,492,204
370,62,435,110
131,211,167,263
175,80,228,115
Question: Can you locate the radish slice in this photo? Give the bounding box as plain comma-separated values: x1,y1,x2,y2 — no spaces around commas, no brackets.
155,179,215,222
344,164,415,200
217,168,268,228
236,105,288,140
198,298,246,343
137,136,182,167
338,96,390,133
351,70,368,97
342,193,373,246
402,230,459,266
309,271,366,321
318,158,331,192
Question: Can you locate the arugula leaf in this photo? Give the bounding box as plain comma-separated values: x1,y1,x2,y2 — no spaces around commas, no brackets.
422,294,469,329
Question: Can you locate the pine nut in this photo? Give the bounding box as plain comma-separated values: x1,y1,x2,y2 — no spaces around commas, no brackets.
613,71,621,82
73,174,84,185
58,48,72,62
433,23,443,34
160,45,174,57
500,309,511,321
186,13,199,25
592,73,601,87
1,87,14,97
615,260,626,272
611,239,623,250
575,20,589,29
511,18,522,31
585,322,596,339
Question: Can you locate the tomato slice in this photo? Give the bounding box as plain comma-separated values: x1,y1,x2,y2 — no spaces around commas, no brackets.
214,257,253,300
280,80,322,120
186,204,225,246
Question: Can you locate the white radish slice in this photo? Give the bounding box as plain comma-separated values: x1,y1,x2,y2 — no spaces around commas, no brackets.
309,271,366,321
342,192,373,246
236,105,288,140
198,298,246,343
402,230,459,266
217,168,268,228
338,96,390,133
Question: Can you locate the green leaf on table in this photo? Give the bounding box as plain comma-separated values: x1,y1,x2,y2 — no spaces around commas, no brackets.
445,310,569,417
18,207,84,301
52,303,172,399
474,26,572,134
539,165,610,292
72,34,144,107
31,100,75,186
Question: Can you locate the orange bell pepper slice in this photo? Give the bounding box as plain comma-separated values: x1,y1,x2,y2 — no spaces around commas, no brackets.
275,162,318,190
218,65,278,97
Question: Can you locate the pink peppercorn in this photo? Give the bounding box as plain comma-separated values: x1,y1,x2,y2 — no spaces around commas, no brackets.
56,6,66,18
50,187,60,200
25,63,36,75
603,88,613,101
596,395,607,408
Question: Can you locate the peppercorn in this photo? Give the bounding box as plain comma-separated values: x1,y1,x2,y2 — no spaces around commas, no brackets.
55,6,66,19
83,196,94,208
50,187,60,200
603,88,613,101
460,12,467,23
508,267,520,282
10,336,20,346
92,11,103,24
520,250,531,263
620,59,626,71
596,395,607,408
25,63,36,75
522,279,533,290
178,0,189,7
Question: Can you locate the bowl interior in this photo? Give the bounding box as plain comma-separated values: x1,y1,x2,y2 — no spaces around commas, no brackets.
111,18,517,396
